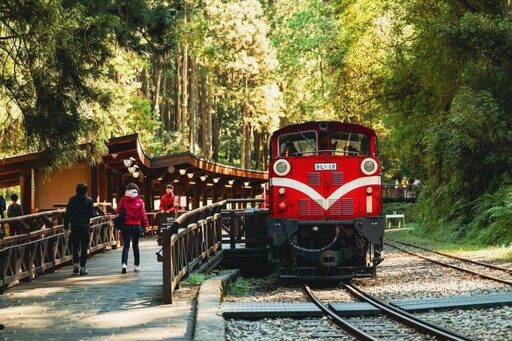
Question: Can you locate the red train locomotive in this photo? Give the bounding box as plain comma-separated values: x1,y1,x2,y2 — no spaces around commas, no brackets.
267,121,385,280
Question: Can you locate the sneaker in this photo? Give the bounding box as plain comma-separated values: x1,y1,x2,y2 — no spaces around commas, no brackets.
79,267,88,276
73,263,79,274
134,265,141,272
122,263,127,274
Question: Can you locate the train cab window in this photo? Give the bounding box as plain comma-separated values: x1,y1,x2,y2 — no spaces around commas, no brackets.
279,131,317,157
282,140,298,156
320,131,328,152
331,131,370,156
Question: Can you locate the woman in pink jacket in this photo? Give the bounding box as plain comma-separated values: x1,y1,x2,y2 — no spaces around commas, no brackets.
116,183,149,274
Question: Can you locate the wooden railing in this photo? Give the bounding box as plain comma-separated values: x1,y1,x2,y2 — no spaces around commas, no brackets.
382,185,419,202
0,208,118,293
221,207,268,249
161,198,263,304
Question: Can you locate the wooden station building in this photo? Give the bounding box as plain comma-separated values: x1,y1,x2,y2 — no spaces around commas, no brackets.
0,134,269,214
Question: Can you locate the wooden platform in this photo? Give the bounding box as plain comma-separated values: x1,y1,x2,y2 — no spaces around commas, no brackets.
0,237,197,340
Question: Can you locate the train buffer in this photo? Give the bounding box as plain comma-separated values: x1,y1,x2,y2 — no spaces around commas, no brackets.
385,211,405,229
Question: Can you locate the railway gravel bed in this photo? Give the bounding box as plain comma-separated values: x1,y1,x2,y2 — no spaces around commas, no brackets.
224,246,512,340
355,244,512,301
226,315,438,341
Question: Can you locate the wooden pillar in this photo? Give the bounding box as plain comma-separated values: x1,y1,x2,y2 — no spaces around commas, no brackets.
115,174,124,205
193,182,201,208
20,170,32,214
143,178,151,210
212,184,219,204
105,170,113,204
231,182,237,209
201,184,208,206
90,166,99,202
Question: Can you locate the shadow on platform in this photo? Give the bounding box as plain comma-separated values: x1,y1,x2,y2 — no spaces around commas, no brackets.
0,237,198,340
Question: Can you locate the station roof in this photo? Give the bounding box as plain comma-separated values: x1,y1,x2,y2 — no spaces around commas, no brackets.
0,134,269,189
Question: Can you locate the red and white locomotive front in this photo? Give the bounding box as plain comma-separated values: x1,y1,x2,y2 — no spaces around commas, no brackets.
268,121,385,280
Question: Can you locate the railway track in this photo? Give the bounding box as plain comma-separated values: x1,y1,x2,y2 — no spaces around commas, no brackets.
304,284,473,341
385,241,512,285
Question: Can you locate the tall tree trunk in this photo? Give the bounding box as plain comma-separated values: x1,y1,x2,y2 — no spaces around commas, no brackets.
201,70,212,159
160,71,168,130
175,49,182,145
141,68,151,99
212,99,220,161
254,131,261,170
180,43,188,151
189,56,198,154
262,131,269,170
240,101,251,168
246,123,252,169
152,59,162,115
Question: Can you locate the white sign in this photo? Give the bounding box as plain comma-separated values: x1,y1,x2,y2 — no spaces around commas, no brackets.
314,163,337,171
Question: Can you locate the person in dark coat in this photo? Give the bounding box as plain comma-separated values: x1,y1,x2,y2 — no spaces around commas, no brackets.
7,193,24,236
0,194,6,218
64,183,94,276
0,194,6,238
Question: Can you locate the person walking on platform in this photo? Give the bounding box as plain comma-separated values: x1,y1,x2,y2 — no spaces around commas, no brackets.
0,194,6,218
64,183,94,276
116,183,149,274
7,193,24,236
0,194,6,238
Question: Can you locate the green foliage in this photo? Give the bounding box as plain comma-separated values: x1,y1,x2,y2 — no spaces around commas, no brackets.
379,2,512,246
1,0,512,250
0,0,113,169
124,96,162,156
464,182,512,246
0,0,180,168
270,0,341,121
228,276,254,297
186,273,215,285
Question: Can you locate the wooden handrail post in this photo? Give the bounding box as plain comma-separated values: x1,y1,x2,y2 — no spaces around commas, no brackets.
0,249,5,294
229,211,235,249
162,228,172,304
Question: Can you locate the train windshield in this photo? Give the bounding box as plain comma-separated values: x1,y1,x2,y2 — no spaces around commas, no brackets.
279,131,317,156
331,131,370,156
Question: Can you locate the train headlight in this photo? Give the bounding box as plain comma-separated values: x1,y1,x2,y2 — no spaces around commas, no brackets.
278,187,286,195
366,186,373,194
360,158,378,175
273,159,291,176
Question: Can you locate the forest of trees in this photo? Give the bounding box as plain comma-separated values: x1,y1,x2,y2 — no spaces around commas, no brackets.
1,0,512,245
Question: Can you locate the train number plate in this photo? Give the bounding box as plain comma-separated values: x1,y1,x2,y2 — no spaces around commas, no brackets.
314,163,337,171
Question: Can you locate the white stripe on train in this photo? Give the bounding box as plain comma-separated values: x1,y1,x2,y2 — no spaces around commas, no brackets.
270,176,381,211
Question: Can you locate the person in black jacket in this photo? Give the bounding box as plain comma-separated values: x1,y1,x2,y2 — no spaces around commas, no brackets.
0,194,5,218
0,194,6,238
7,193,24,236
64,183,94,276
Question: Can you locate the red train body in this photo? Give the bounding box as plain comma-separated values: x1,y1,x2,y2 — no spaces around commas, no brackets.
267,121,385,280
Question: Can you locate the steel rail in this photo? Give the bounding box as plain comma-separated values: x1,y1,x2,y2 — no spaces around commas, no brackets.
344,283,474,341
386,242,512,285
303,284,378,341
394,241,512,274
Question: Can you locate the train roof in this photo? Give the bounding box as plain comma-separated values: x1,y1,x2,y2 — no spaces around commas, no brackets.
271,121,376,137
